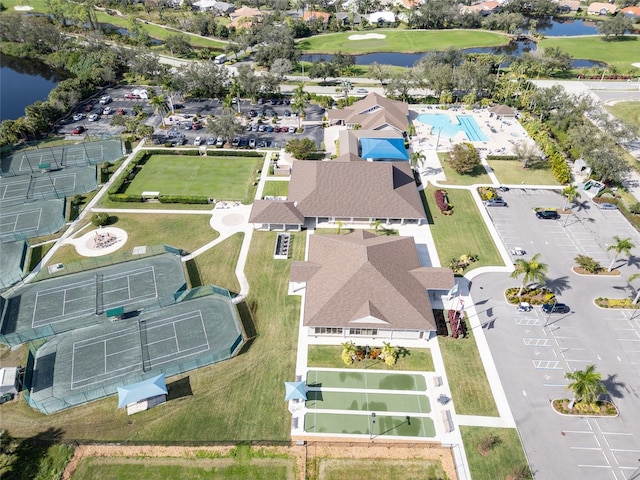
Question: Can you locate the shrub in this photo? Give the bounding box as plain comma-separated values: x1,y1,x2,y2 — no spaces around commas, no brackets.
477,434,501,456
435,189,451,213
574,255,601,274
91,212,109,226
158,195,209,204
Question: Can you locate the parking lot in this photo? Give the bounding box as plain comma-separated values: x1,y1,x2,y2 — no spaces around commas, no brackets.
472,188,640,479
57,86,325,151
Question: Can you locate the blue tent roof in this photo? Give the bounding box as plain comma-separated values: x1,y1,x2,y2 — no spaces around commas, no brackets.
117,374,167,408
360,137,408,160
284,381,307,401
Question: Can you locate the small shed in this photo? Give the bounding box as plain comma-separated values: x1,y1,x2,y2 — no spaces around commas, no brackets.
488,105,517,118
117,373,168,415
0,367,18,395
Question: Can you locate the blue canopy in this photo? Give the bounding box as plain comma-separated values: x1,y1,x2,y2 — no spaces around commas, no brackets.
117,373,167,408
360,137,408,160
284,381,307,401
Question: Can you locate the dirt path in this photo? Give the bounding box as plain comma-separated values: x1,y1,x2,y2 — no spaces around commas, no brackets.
63,441,456,480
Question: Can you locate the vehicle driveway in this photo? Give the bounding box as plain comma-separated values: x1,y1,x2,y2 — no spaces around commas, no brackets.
472,188,640,480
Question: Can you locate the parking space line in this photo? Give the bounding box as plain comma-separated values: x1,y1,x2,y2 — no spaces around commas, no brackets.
523,337,551,346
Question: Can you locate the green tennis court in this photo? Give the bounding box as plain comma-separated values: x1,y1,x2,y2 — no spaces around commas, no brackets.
306,390,431,413
306,370,427,391
304,412,436,438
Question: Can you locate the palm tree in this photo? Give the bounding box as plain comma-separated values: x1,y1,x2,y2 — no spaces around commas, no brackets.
628,273,640,305
607,236,635,272
510,253,548,297
292,83,309,129
410,151,426,171
564,364,607,409
561,184,580,211
149,95,169,126
336,220,344,235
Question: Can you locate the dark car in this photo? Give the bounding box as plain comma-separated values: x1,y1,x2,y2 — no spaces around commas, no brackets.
536,210,560,220
240,137,248,148
0,393,14,404
485,198,507,207
84,103,93,112
542,303,570,314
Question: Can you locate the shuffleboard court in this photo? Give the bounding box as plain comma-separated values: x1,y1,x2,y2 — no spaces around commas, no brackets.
306,390,431,413
32,266,158,328
306,370,427,391
304,412,436,438
70,309,210,390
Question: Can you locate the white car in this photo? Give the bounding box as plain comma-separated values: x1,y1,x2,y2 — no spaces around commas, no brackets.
194,136,202,146
356,88,368,93
102,106,113,115
99,95,111,105
87,114,99,122
72,113,84,121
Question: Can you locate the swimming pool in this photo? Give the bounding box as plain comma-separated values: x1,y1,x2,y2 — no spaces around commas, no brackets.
416,113,488,142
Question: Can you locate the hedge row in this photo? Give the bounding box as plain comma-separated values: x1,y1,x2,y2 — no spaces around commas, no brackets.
486,155,518,161
519,115,571,184
159,195,209,204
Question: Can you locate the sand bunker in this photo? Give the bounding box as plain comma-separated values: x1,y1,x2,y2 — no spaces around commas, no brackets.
632,63,640,69
14,5,33,10
348,33,386,41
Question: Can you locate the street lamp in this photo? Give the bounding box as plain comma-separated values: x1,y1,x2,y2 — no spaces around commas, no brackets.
544,298,557,328
435,127,442,151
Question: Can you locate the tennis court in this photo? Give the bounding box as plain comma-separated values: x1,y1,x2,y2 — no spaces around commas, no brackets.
304,412,436,438
1,255,186,338
306,370,427,391
27,294,244,413
0,200,65,243
1,138,123,175
306,390,431,413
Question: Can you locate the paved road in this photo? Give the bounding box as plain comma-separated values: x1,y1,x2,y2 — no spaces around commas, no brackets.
472,188,640,480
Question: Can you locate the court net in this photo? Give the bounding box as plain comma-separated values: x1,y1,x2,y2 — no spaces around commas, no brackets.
95,274,104,315
138,319,151,372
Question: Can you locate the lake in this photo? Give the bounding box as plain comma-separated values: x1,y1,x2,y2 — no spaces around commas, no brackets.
0,55,67,122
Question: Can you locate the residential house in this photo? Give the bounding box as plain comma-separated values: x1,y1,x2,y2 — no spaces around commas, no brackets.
303,10,331,24
228,6,264,29
335,11,362,26
194,0,235,13
555,0,581,13
290,231,454,341
587,2,617,15
367,11,396,26
461,1,501,16
327,92,409,133
621,6,640,18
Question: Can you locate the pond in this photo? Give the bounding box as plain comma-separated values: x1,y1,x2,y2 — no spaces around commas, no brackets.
0,55,68,122
531,18,600,37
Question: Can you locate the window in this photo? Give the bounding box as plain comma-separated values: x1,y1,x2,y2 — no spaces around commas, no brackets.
349,328,378,336
314,327,343,335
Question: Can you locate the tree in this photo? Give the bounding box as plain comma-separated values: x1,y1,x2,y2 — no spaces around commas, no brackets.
381,341,397,366
561,184,580,226
607,236,635,272
628,273,640,305
564,364,607,409
270,58,293,81
598,15,633,39
409,151,426,170
165,33,191,56
285,138,317,160
308,59,336,84
206,112,244,139
510,253,548,296
449,142,481,174
91,212,109,227
291,83,309,129
149,95,169,126
574,255,601,274
512,141,540,168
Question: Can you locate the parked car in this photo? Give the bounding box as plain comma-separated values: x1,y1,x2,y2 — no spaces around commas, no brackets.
265,125,274,133
0,393,14,404
99,95,111,105
207,137,216,145
84,103,93,112
270,99,278,105
117,108,126,115
356,88,368,93
258,124,265,132
232,137,240,147
258,140,267,148
510,247,526,256
216,136,224,147
249,110,258,117
542,303,570,314
240,137,248,148
288,126,296,133
273,126,281,133
72,113,84,121
536,210,560,220
125,93,141,99
102,106,113,115
517,302,532,312
194,136,202,146
249,137,256,148
251,124,259,132
88,114,99,122
598,203,617,210
283,109,291,117
485,198,507,207
72,126,85,134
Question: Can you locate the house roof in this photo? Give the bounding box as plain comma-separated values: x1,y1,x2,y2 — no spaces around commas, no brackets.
327,92,408,131
228,6,264,28
249,200,305,225
303,10,331,22
367,11,396,23
287,160,425,219
556,0,581,10
117,374,167,408
488,104,517,116
290,231,454,330
621,6,640,16
587,2,617,13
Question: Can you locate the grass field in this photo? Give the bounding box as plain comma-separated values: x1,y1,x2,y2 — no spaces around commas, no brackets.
298,29,509,54
486,158,558,185
606,101,640,135
307,345,435,371
438,153,492,185
125,155,262,202
262,181,290,198
422,185,503,270
539,36,640,71
439,328,498,416
316,458,447,480
2,231,305,441
188,233,244,293
461,426,532,480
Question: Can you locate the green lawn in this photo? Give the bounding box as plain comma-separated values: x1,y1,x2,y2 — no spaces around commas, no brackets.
298,29,509,54
2,231,305,441
307,345,435,371
317,458,448,480
71,456,294,480
188,233,244,294
422,185,503,269
439,328,498,416
606,101,640,135
262,181,289,198
438,153,492,186
461,426,532,480
539,36,640,71
125,155,262,203
486,158,558,185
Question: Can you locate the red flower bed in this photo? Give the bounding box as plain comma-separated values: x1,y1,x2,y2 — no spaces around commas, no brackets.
435,189,450,213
